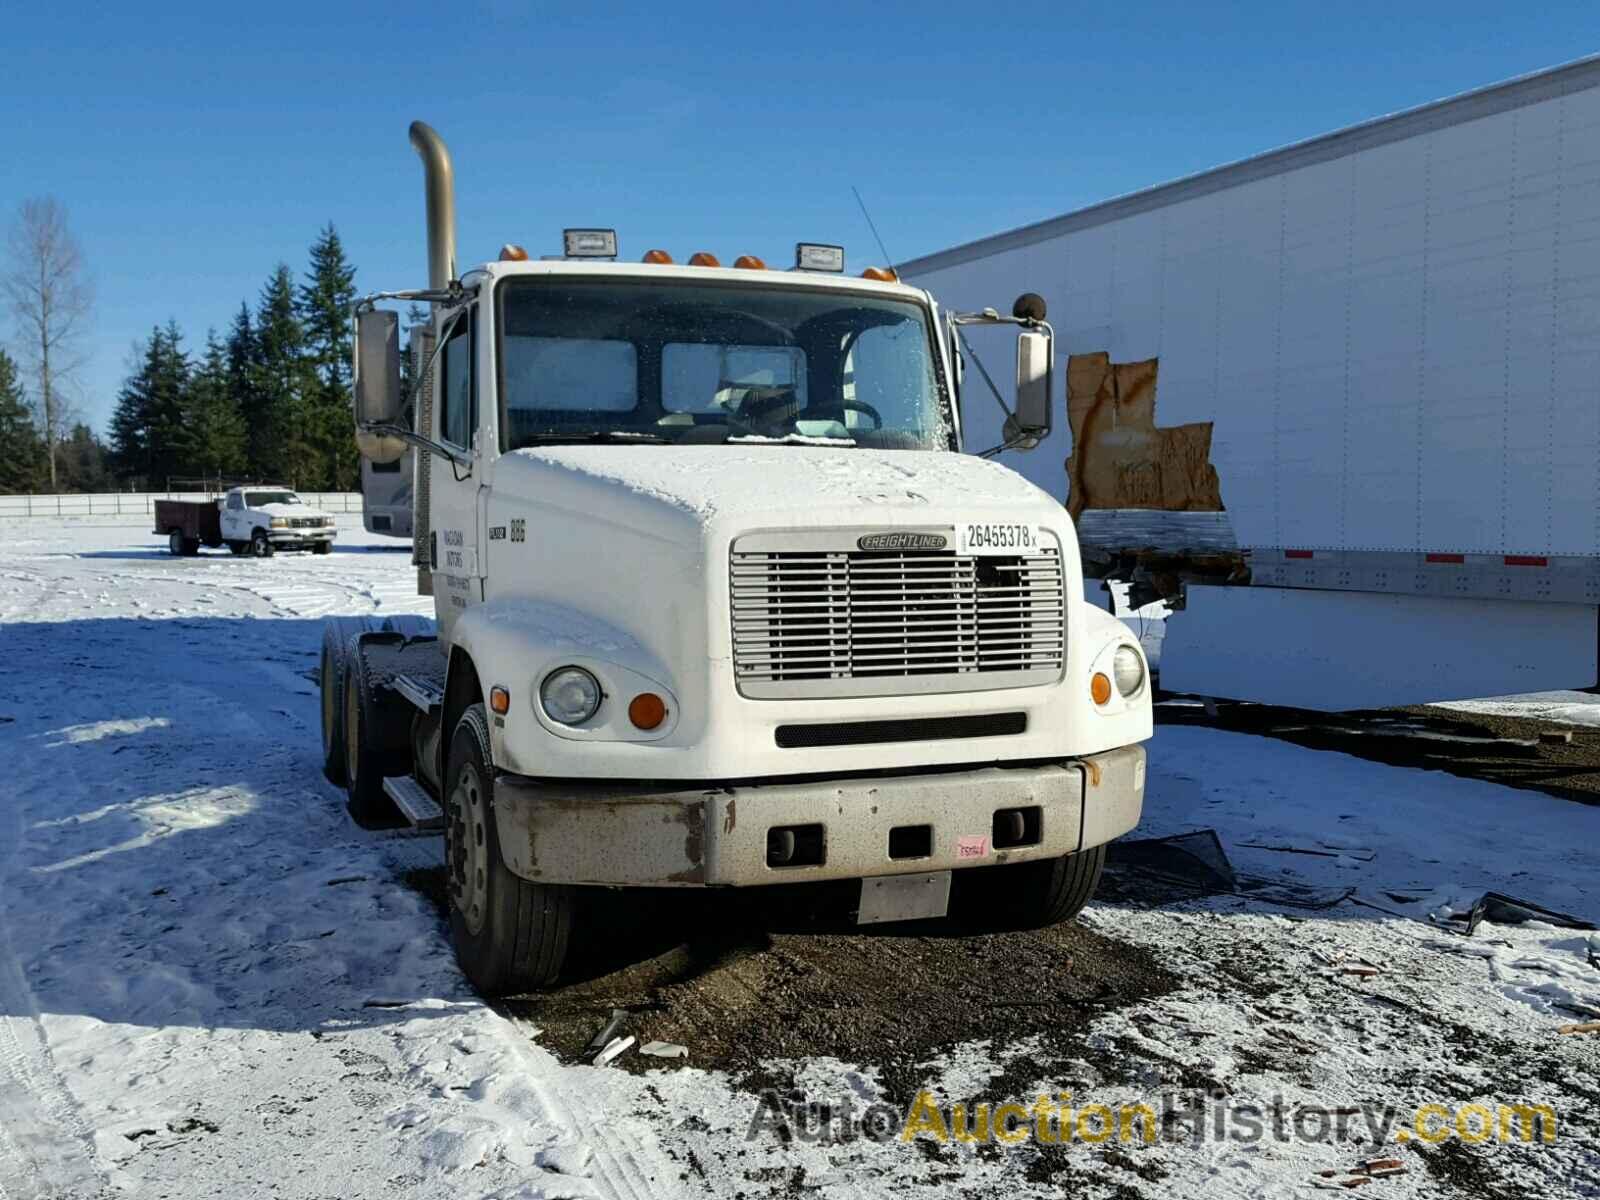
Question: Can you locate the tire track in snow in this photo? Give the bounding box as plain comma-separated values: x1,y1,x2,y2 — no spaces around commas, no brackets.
0,798,107,1200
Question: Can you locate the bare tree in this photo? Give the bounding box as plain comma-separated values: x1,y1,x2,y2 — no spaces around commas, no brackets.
4,198,93,491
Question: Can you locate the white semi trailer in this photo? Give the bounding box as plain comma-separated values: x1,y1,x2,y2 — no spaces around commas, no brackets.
320,122,1153,995
902,57,1600,711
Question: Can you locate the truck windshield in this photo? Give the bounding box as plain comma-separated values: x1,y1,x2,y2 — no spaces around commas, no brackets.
246,492,301,506
497,279,950,451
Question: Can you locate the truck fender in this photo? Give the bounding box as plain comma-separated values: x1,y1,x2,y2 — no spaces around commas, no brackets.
447,598,676,773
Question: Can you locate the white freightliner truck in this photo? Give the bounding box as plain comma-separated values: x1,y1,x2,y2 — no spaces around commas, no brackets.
318,122,1152,994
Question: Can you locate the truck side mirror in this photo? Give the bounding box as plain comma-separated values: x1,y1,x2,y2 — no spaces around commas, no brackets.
1006,329,1052,450
354,310,406,463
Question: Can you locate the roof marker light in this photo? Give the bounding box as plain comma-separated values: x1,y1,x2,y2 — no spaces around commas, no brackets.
641,248,673,264
733,254,766,270
563,228,618,258
795,243,844,272
499,244,529,262
688,251,721,267
860,266,898,282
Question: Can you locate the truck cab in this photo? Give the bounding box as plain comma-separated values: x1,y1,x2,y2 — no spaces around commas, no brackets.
320,123,1153,995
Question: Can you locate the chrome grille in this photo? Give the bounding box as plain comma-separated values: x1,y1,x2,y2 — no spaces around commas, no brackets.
287,517,325,529
731,534,1065,699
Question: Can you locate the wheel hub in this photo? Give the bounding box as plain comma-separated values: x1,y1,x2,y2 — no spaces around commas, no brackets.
449,762,489,936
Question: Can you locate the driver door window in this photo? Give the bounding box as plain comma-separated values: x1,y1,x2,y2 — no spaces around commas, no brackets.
439,311,476,450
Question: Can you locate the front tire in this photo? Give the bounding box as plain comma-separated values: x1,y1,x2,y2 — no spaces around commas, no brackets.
251,529,274,557
950,844,1106,931
313,541,332,555
445,704,574,995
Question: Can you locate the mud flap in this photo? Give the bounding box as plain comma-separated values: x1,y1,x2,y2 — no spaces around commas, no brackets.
857,871,952,925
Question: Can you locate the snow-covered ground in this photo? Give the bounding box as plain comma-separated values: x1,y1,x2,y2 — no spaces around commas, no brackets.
1,517,1596,1198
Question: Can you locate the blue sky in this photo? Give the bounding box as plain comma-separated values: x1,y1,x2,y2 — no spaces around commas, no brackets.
4,2,1597,432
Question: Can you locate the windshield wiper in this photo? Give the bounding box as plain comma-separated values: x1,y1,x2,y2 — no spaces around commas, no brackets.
519,430,670,445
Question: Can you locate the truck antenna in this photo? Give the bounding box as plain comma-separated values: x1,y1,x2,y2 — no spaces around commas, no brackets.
852,185,897,271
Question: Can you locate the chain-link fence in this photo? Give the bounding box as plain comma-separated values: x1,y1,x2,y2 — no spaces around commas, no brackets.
0,492,363,518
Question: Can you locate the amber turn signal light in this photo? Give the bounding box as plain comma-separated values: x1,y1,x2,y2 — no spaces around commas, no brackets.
628,692,667,730
490,686,511,714
1089,673,1112,706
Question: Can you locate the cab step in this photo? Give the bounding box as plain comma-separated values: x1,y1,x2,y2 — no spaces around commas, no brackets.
392,672,444,714
383,775,444,832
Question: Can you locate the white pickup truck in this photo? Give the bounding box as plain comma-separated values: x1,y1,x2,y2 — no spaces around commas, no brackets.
156,486,338,557
317,122,1153,996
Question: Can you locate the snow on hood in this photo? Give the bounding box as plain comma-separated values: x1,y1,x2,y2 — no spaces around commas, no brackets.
503,444,1054,523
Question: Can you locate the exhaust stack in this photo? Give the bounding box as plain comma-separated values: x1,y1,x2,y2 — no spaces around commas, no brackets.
408,121,456,292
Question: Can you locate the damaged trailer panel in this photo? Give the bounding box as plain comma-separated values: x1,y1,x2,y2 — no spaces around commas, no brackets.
904,56,1600,707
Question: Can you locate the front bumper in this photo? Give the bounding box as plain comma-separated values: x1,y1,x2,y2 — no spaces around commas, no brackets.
493,745,1145,887
268,528,336,545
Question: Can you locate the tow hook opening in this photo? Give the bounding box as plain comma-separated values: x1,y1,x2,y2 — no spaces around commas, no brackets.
888,824,933,860
993,806,1042,850
767,823,825,868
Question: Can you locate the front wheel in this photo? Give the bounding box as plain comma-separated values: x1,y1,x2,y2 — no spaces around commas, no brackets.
949,844,1106,932
446,704,574,995
251,530,274,557
313,541,332,555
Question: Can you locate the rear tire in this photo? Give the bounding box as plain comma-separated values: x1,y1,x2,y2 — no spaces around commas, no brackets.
182,537,200,556
251,529,273,557
950,844,1106,931
342,640,405,825
167,530,185,557
319,628,349,785
313,541,332,555
445,703,574,995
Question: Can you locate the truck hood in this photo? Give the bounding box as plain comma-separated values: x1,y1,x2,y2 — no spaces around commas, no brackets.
255,502,335,520
497,445,1060,545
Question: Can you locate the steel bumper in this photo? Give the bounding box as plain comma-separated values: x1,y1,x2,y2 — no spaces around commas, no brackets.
492,745,1145,887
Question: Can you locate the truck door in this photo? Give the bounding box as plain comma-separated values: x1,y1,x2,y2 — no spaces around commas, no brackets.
430,305,484,642
221,490,246,540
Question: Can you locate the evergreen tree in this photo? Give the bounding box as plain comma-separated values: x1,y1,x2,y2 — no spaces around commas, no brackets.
57,423,109,492
108,324,190,489
297,225,359,490
254,264,318,485
226,301,267,479
179,330,247,481
0,348,43,492
298,224,357,394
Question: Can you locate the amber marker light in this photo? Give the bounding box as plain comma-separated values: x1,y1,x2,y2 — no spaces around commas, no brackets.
628,693,667,730
733,254,766,270
498,244,529,261
490,687,511,715
688,251,721,267
642,248,673,264
1090,673,1113,706
860,266,898,281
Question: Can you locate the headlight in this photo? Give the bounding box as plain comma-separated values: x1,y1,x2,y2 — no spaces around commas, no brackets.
540,667,602,725
270,517,287,529
1112,644,1146,697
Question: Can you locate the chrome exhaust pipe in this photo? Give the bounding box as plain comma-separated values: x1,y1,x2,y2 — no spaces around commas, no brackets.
408,121,456,293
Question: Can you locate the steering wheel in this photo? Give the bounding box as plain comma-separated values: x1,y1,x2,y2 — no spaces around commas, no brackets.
810,398,883,431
